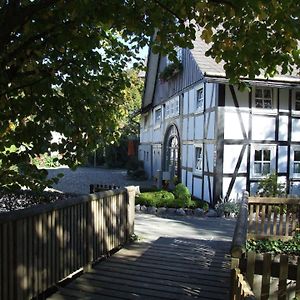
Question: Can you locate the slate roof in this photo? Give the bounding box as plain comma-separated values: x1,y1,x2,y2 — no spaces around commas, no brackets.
190,38,300,85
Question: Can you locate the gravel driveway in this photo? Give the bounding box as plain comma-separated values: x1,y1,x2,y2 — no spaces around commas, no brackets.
47,166,151,195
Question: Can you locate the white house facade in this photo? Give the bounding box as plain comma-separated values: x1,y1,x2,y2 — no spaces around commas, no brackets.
139,38,300,205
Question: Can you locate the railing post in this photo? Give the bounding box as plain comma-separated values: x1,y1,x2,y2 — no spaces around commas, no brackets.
125,186,136,240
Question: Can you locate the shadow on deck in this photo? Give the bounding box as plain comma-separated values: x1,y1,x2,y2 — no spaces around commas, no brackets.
48,236,232,300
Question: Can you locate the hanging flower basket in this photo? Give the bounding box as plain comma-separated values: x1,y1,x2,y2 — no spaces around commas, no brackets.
159,62,183,81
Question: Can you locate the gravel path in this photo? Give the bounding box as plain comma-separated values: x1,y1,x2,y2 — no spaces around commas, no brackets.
47,166,151,195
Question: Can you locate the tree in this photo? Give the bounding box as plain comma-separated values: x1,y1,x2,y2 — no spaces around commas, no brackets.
1,1,299,190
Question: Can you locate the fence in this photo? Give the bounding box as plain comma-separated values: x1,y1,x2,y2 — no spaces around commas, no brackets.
0,186,136,300
231,192,300,300
89,183,121,194
248,197,299,240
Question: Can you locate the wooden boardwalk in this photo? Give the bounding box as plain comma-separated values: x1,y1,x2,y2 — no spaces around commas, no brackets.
48,236,232,300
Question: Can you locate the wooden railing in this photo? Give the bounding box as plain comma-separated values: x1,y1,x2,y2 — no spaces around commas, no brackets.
231,192,300,300
0,186,136,300
248,197,299,240
231,267,256,300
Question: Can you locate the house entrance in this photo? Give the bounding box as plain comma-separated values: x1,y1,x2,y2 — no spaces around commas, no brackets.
164,125,180,179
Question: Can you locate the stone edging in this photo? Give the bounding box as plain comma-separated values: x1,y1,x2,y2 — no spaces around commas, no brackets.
135,204,223,218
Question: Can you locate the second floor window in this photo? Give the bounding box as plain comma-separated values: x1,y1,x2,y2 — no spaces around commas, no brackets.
196,88,204,111
155,108,162,124
255,88,273,109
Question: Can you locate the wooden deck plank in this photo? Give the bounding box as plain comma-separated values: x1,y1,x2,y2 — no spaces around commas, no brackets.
48,211,236,300
48,237,231,300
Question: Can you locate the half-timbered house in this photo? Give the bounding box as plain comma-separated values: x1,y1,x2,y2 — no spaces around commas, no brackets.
139,38,300,205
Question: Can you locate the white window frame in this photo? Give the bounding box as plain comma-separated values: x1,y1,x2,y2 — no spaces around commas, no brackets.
254,87,273,109
292,90,300,114
154,106,162,128
195,84,205,113
290,146,300,178
194,144,203,174
251,144,276,178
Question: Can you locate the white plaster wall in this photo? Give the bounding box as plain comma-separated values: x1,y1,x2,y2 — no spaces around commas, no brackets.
188,89,194,114
206,111,215,139
204,144,215,173
181,169,187,186
278,146,288,173
193,177,202,199
205,83,216,108
252,116,276,140
224,110,249,140
203,176,213,203
152,127,162,143
186,171,193,193
279,88,289,111
278,116,288,141
290,182,300,196
250,182,259,196
188,117,194,140
223,177,246,200
194,115,204,140
182,144,188,168
291,119,300,141
183,91,189,115
182,118,188,141
225,85,249,108
223,145,247,174
187,145,194,169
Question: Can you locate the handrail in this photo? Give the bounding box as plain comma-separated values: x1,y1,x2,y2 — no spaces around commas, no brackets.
231,191,249,258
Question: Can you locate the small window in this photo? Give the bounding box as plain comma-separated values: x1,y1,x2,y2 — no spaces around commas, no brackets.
254,88,273,109
196,88,204,111
155,108,162,124
143,115,149,128
195,146,203,172
295,91,300,111
254,149,271,176
293,150,300,174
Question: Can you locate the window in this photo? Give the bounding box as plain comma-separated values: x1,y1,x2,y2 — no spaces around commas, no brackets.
295,91,300,111
196,88,204,111
254,149,271,176
254,88,273,109
195,146,203,172
143,114,149,129
154,108,162,124
293,150,300,174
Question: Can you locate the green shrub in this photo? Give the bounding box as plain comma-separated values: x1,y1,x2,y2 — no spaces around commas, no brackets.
258,173,285,197
136,190,175,207
246,233,300,256
173,183,191,208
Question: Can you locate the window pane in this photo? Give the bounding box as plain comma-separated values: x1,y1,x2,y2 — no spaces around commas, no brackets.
264,89,271,99
255,150,262,161
263,100,272,109
255,89,262,98
254,163,262,174
195,147,202,171
295,100,300,111
255,99,263,108
294,150,300,162
262,163,270,175
296,91,300,100
294,163,300,173
263,149,271,161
